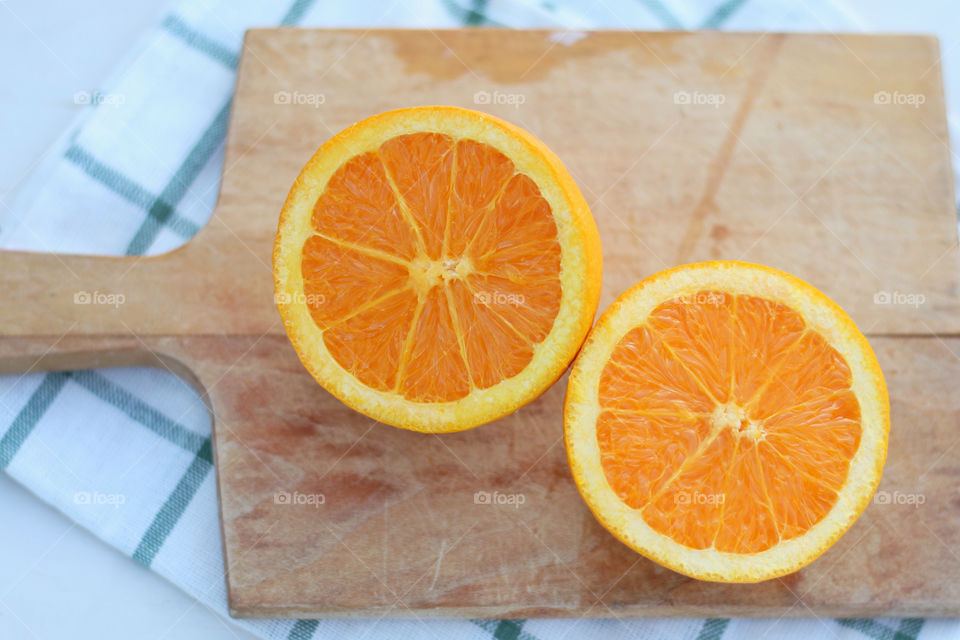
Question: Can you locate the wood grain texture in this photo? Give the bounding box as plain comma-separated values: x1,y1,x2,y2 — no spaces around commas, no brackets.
1,29,959,618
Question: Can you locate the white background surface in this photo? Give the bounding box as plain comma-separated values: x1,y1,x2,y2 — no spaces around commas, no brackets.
0,0,957,638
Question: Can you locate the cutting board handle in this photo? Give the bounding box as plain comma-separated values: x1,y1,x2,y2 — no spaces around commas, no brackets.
2,248,155,374
1,210,279,377
0,237,217,378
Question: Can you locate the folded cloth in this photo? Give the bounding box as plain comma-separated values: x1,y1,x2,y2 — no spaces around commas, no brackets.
1,0,957,638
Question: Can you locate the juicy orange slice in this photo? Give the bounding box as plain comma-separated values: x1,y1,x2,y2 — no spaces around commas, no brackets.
274,107,602,432
564,261,889,582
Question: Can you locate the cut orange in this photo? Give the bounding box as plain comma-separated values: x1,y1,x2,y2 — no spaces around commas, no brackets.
564,261,888,582
274,106,602,432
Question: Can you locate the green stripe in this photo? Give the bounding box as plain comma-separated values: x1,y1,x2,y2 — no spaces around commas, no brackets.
471,620,499,634
838,619,899,640
473,619,539,640
464,0,489,25
0,373,70,468
65,144,158,210
440,0,504,27
125,98,231,255
161,14,238,69
701,0,749,28
132,439,213,566
166,212,203,238
281,0,317,25
287,619,319,640
71,370,209,459
696,618,730,640
64,144,201,241
637,0,684,29
493,619,525,640
896,619,925,640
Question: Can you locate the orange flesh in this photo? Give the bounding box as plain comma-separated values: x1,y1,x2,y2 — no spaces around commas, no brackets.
597,292,862,553
301,133,562,402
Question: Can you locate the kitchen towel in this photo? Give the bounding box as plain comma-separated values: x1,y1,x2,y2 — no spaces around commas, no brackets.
1,0,958,638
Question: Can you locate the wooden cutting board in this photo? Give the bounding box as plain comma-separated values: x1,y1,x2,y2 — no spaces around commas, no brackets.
2,29,959,618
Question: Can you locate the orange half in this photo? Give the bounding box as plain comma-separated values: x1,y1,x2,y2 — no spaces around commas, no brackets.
274,106,602,432
564,261,889,582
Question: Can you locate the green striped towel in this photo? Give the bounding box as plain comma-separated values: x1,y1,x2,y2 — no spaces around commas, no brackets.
1,0,957,638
